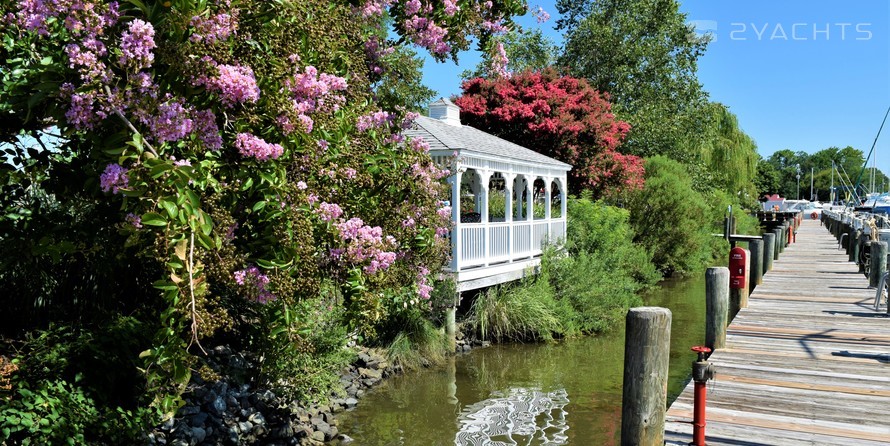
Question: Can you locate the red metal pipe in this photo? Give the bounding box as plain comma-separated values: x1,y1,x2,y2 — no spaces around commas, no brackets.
693,381,707,445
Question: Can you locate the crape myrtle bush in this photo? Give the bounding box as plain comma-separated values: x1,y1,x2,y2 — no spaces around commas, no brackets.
0,0,529,421
454,68,645,198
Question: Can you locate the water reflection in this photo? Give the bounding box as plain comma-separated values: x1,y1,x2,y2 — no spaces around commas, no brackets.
455,388,569,445
338,275,707,446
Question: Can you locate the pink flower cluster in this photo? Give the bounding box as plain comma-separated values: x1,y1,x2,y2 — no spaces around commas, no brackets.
190,12,237,43
125,212,142,228
356,111,394,132
443,0,459,16
234,266,276,304
235,133,283,161
119,19,156,70
333,218,398,274
364,37,395,74
17,0,119,37
65,41,110,83
100,163,128,194
202,64,260,108
417,266,433,300
534,6,550,23
490,41,510,78
315,202,344,222
359,0,395,18
193,109,222,150
281,66,348,134
404,15,450,55
409,136,430,153
150,100,193,144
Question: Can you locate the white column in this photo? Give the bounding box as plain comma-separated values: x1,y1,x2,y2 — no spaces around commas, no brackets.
544,177,552,243
450,170,462,271
560,176,568,219
478,170,491,266
504,173,515,262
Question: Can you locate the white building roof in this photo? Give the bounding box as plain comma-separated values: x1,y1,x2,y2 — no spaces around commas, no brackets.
405,116,572,171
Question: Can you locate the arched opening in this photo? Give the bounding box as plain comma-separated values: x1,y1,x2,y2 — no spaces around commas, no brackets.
488,173,506,222
551,179,562,218
533,178,547,220
513,175,528,220
460,169,482,223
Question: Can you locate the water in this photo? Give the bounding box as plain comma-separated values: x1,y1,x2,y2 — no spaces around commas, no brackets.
338,275,707,445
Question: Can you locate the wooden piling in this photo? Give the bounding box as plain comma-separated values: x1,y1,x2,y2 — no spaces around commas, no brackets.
773,228,782,259
705,267,729,350
869,241,887,288
849,228,860,263
445,305,457,353
749,239,764,288
763,233,775,272
621,307,672,446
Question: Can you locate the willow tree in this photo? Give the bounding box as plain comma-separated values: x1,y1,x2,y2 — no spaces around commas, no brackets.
696,103,759,200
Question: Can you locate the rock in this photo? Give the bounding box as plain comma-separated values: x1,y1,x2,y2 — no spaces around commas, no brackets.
314,420,332,439
212,345,233,356
248,412,266,426
238,421,253,434
327,425,338,440
462,344,472,352
190,427,206,444
310,430,325,442
171,440,189,446
338,434,354,443
481,340,491,348
209,396,226,415
179,405,200,416
344,397,358,408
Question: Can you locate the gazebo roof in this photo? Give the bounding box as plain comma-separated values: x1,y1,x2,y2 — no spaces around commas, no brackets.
405,116,572,171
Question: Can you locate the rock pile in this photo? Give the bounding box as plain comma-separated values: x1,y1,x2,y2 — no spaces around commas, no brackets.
148,346,397,445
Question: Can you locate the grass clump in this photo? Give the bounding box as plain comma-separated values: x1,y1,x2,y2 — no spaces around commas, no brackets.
468,273,568,342
386,316,449,370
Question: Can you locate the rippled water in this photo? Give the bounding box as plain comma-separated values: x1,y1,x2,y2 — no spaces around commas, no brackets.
338,275,707,445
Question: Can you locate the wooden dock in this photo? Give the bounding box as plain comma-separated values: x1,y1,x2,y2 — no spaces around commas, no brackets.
664,219,890,446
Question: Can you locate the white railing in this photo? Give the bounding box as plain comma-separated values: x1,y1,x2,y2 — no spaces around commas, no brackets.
460,225,487,267
455,218,567,270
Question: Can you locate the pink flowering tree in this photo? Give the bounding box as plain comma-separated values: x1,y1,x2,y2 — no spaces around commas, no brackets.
0,0,528,416
455,68,644,197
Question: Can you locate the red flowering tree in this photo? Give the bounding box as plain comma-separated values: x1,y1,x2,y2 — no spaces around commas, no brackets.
454,69,644,197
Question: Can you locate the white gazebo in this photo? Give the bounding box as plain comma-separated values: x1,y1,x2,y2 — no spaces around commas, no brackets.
405,98,572,292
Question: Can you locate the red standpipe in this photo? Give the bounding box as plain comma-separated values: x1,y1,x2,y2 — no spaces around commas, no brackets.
691,346,716,446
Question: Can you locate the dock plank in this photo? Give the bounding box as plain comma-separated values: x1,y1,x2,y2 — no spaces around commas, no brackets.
664,219,890,445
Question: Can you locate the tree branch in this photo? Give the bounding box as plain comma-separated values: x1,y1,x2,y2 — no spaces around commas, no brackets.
103,86,158,157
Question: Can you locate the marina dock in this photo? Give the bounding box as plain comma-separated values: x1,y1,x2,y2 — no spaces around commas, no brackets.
664,219,890,446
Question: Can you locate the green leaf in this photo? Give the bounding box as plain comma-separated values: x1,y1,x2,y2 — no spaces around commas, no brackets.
141,212,167,226
160,200,178,219
252,201,266,212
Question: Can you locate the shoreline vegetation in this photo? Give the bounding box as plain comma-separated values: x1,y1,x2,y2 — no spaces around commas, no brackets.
0,0,804,444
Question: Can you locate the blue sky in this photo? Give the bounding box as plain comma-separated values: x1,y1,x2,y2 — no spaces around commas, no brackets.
419,1,890,169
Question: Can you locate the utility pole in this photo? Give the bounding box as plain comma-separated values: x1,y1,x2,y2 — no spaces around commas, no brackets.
828,160,834,206
796,164,801,200
810,167,814,201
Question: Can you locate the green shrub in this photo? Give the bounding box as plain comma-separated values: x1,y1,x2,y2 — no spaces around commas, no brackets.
543,250,643,333
467,273,567,342
625,156,713,276
386,315,449,370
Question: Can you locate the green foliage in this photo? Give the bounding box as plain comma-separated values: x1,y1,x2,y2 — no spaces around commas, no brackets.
625,156,712,276
564,194,660,286
467,273,567,342
256,292,354,404
466,196,658,341
757,146,888,201
557,0,710,161
694,103,759,200
385,315,449,371
0,318,160,444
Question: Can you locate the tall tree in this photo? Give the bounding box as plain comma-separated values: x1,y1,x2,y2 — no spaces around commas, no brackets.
455,69,643,196
695,103,759,199
556,0,710,162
